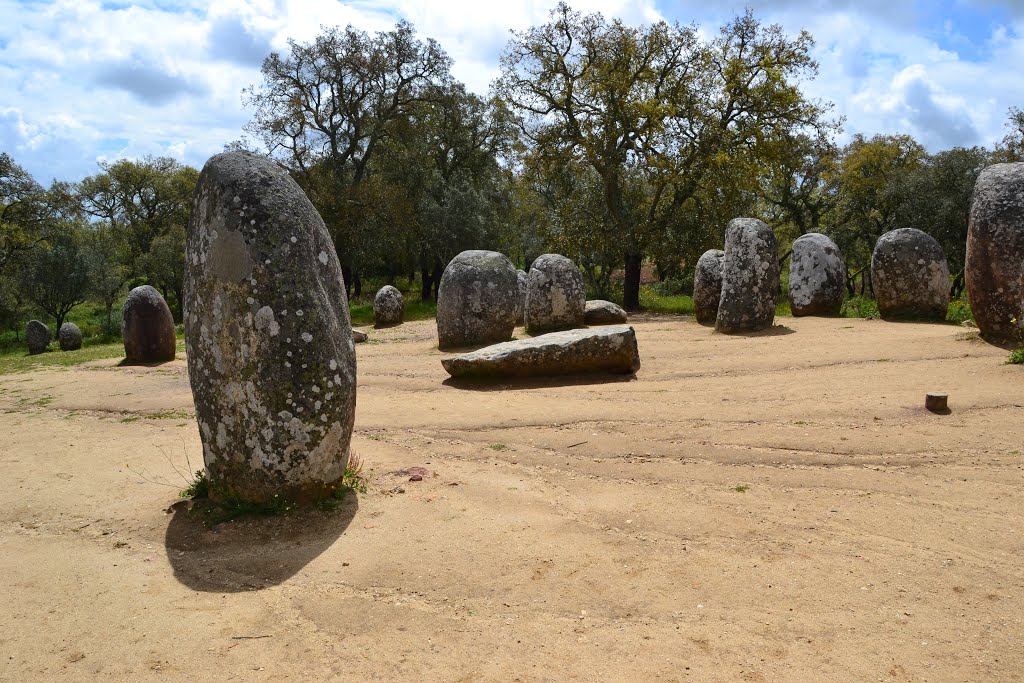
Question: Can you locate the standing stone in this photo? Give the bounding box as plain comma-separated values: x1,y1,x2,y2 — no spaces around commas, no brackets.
871,228,949,321
373,285,404,328
184,150,356,505
716,219,779,334
436,250,519,349
25,320,50,355
525,254,586,335
514,269,528,326
122,285,177,363
58,322,83,351
693,249,725,326
966,163,1024,343
788,233,846,317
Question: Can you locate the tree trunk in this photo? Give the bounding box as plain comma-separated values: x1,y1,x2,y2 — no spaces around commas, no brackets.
341,265,353,299
420,265,433,301
950,270,965,298
623,252,642,311
353,272,362,298
432,261,442,300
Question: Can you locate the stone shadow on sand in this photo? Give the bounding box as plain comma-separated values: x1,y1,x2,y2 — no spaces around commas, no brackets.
442,373,638,392
719,324,796,337
164,495,358,592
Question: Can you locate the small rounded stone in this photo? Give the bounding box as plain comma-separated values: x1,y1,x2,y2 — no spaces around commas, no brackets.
525,254,586,335
122,285,177,363
789,233,846,317
25,320,50,355
693,250,725,326
58,322,83,351
436,250,519,349
373,285,404,328
871,228,949,321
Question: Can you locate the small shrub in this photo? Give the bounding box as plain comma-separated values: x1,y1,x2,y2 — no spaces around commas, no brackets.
180,469,209,499
651,275,693,297
841,296,879,319
734,484,750,493
945,297,974,325
1008,348,1024,365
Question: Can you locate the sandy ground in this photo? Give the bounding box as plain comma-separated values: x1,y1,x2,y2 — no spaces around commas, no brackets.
0,315,1021,682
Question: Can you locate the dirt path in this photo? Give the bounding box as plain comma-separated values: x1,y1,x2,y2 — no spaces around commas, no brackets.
0,316,1021,681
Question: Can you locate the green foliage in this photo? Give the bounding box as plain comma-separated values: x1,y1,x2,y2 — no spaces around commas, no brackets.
734,484,751,493
946,297,974,325
497,4,833,309
650,276,693,297
841,296,880,319
638,287,695,315
180,470,209,499
1008,348,1024,365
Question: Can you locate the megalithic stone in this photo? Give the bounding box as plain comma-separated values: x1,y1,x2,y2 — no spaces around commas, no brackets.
184,151,356,504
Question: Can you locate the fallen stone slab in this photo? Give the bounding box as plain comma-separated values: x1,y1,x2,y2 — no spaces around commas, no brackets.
441,325,640,379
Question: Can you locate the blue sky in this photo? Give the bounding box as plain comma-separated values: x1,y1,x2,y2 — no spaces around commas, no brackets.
1,0,1021,183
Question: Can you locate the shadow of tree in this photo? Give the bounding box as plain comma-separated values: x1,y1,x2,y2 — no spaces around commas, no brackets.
164,495,358,593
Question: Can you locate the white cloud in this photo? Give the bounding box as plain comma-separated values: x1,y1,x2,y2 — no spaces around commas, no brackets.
0,0,1021,183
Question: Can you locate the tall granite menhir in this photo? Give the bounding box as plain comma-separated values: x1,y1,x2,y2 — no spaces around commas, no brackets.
966,163,1024,344
716,219,779,334
184,151,356,504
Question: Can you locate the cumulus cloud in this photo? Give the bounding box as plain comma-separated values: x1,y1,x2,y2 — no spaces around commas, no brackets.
94,56,208,105
207,13,274,67
0,0,1021,183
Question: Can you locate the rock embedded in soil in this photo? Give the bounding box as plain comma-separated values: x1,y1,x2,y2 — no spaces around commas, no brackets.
353,329,368,343
925,392,948,412
58,322,82,351
441,325,640,379
525,254,586,335
25,320,50,355
184,150,356,505
871,228,949,321
122,285,177,363
966,163,1024,344
789,233,846,317
716,219,779,334
436,250,519,349
584,300,628,325
373,285,404,328
693,249,725,326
